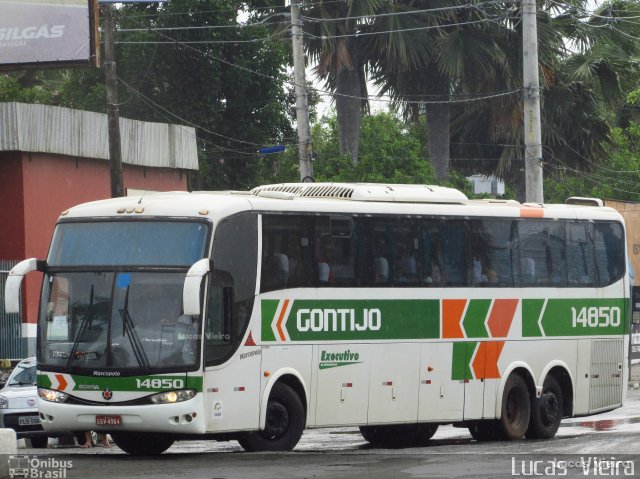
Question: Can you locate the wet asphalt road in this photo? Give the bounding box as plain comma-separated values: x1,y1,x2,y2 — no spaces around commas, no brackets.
11,388,640,479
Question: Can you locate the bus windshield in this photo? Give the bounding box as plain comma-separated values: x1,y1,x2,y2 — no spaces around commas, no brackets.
39,271,201,372
38,220,210,373
47,220,209,267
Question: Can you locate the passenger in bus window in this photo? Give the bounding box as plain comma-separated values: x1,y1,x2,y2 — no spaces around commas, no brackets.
317,236,336,283
472,257,488,284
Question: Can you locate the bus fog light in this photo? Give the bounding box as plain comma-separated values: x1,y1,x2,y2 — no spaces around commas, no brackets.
38,388,69,403
150,389,196,404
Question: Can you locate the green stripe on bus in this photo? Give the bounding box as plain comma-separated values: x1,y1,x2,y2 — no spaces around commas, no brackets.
533,298,627,337
261,300,279,342
522,299,545,337
452,342,476,380
278,300,440,341
38,374,52,389
463,300,491,338
38,374,203,393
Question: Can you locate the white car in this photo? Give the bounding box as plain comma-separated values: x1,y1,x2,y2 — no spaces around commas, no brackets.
0,357,51,448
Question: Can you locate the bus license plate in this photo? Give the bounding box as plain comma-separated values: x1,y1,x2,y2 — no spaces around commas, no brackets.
95,415,121,426
18,416,41,426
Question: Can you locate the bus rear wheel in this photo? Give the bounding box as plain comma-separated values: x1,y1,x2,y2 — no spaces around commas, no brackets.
499,373,530,440
110,432,174,455
526,376,563,439
237,382,304,452
359,423,438,447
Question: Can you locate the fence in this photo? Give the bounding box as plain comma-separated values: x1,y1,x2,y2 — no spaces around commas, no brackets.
0,260,24,359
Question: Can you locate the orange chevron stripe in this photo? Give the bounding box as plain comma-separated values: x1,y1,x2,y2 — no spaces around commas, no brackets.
471,342,486,379
442,299,466,338
486,341,504,379
487,299,519,338
472,341,505,379
54,374,68,391
276,299,289,342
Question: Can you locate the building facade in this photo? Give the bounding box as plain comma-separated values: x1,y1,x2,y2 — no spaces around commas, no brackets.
0,102,199,357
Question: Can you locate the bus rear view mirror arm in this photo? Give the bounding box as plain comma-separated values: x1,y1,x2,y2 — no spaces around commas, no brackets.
183,258,212,316
4,258,47,314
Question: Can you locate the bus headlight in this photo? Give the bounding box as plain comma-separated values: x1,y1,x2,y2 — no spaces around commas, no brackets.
149,389,196,404
0,395,8,409
38,388,69,403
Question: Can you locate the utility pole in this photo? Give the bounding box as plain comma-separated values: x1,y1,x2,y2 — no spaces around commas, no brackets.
522,0,544,203
103,3,124,197
290,0,314,182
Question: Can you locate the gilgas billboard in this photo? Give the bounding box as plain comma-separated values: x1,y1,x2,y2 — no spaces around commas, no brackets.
0,0,98,70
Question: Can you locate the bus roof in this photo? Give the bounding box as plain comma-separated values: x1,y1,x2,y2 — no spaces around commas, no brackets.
58,183,622,223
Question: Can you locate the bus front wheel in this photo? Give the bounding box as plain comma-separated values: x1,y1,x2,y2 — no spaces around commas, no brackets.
238,382,305,452
526,376,563,439
499,373,531,440
110,432,174,455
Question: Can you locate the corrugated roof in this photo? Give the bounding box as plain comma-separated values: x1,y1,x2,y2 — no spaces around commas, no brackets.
0,102,199,170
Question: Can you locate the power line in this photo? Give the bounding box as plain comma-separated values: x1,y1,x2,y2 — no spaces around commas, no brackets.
300,0,513,23
117,76,267,154
303,15,510,40
119,15,523,107
117,13,290,32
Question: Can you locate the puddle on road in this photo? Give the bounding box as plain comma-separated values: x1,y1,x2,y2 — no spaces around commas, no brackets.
561,416,640,431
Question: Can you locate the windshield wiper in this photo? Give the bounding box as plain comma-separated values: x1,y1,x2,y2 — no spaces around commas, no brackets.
66,285,95,370
8,381,35,386
118,286,150,372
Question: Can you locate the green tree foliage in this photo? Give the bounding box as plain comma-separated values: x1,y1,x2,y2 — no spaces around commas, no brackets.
0,72,59,103
0,1,301,191
311,111,434,183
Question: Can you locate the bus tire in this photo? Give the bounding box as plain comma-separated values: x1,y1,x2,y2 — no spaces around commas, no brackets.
237,382,304,452
359,424,438,447
110,432,174,455
499,373,530,440
526,376,563,439
468,421,501,441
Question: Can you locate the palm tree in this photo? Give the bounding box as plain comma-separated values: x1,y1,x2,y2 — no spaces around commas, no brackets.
304,0,384,165
450,0,640,200
368,0,518,181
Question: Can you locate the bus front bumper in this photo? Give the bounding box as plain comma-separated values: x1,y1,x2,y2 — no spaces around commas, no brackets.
37,394,206,435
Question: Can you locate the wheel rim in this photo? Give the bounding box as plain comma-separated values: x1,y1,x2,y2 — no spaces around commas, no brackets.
540,392,560,427
262,401,289,440
506,387,526,428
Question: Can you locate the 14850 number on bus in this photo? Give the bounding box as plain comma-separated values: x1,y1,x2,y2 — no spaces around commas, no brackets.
571,306,621,328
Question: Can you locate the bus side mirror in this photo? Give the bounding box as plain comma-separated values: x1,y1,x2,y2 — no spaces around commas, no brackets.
183,258,212,316
4,258,46,314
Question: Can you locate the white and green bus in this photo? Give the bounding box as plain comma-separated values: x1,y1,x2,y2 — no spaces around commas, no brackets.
4,183,630,455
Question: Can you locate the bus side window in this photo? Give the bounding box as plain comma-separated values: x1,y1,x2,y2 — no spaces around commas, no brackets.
516,220,566,287
204,286,232,366
593,221,625,286
566,222,596,286
439,221,468,286
315,216,357,286
262,215,313,292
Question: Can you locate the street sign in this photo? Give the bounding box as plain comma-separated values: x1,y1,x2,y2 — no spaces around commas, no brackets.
259,146,286,155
